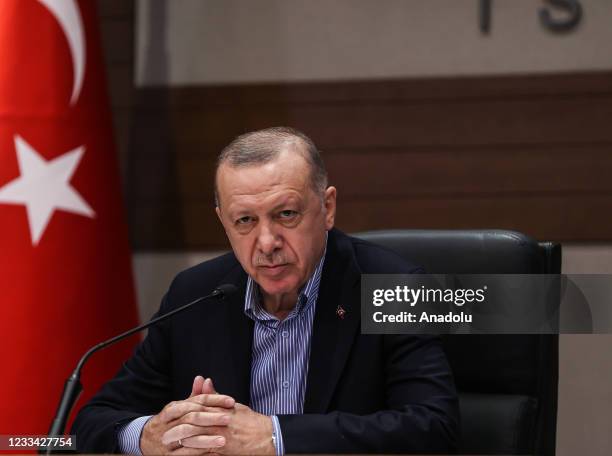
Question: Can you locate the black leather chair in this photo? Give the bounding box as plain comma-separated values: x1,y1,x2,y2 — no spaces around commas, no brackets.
354,230,560,455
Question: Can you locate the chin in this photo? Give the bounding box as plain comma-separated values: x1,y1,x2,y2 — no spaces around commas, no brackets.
256,275,300,297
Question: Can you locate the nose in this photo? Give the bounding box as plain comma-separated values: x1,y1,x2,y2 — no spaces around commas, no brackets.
256,221,283,257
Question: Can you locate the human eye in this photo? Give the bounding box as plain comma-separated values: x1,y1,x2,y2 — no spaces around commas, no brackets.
276,209,301,226
278,210,299,220
235,215,254,226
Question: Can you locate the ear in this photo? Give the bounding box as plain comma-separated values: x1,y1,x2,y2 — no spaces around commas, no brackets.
323,186,337,230
215,205,223,224
216,205,230,236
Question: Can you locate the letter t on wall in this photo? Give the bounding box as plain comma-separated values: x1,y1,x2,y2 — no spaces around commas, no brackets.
479,0,492,34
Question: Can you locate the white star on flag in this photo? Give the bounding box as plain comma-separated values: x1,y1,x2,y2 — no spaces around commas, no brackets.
0,135,95,245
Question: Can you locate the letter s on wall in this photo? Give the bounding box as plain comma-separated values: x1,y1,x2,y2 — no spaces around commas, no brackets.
539,0,583,33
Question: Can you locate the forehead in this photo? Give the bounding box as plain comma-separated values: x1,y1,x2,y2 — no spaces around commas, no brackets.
217,149,312,209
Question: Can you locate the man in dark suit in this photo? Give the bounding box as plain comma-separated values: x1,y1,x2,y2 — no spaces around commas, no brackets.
72,127,459,454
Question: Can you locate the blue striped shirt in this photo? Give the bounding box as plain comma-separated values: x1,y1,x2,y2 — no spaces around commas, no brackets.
118,241,326,455
246,244,326,454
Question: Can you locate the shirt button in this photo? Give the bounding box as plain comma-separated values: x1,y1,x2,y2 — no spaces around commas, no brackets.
282,331,289,338
282,381,289,388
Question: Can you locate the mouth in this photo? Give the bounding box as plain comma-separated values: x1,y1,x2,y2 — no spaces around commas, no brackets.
258,264,289,276
259,264,287,270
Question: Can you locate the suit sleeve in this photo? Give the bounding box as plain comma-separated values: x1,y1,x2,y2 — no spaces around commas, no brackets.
277,335,459,454
70,294,174,453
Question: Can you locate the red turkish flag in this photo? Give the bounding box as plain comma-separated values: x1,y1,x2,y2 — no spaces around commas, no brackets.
0,0,139,436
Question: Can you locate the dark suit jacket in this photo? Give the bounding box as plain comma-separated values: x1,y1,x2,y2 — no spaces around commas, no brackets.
72,229,459,453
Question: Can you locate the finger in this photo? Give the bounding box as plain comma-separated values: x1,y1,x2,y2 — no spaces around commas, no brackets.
189,376,205,398
199,406,233,414
180,411,231,428
160,401,206,424
188,393,235,409
181,435,226,450
201,377,217,394
162,424,225,446
161,424,202,445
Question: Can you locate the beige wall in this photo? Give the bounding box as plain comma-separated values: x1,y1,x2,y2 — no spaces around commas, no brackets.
557,334,612,456
558,245,612,456
133,250,226,320
136,0,612,86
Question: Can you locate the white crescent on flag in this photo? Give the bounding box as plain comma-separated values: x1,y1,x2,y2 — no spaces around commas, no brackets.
37,0,86,105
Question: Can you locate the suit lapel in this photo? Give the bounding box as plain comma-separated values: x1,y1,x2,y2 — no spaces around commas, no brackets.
303,230,361,413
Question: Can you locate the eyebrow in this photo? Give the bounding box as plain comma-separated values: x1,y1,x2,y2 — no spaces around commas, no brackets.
269,197,302,212
226,197,303,218
227,208,252,219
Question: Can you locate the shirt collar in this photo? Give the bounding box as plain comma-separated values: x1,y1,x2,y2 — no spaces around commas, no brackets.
244,233,328,322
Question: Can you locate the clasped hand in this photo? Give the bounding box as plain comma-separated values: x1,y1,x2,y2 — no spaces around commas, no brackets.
141,376,274,455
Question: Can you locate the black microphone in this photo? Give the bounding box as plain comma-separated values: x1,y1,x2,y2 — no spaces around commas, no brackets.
44,283,237,453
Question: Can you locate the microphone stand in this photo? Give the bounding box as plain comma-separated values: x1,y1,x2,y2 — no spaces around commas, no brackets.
43,284,236,454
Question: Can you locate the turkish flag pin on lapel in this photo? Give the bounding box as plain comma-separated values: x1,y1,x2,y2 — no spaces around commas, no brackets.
336,305,346,319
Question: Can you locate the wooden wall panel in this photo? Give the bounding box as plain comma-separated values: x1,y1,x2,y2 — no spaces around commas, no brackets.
130,193,612,250
121,74,612,249
96,0,134,186
338,195,612,241
294,101,602,146
98,2,612,250
129,146,612,201
132,89,612,153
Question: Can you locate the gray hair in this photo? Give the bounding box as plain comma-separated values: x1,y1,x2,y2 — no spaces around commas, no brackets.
214,126,328,206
